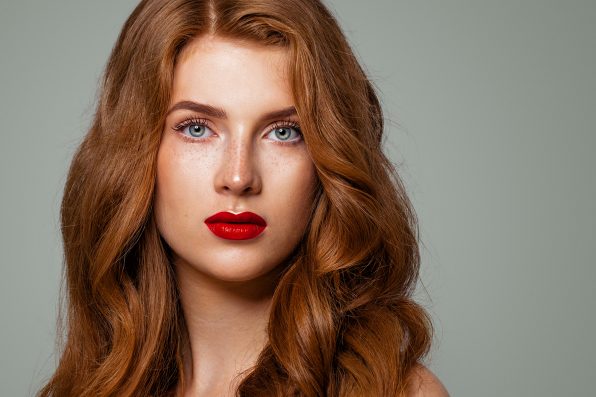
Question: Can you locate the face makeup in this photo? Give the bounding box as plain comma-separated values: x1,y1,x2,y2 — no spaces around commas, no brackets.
154,36,318,283
204,211,267,240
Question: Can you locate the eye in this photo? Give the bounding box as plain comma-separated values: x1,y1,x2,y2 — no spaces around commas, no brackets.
188,124,208,137
266,123,302,143
173,118,214,140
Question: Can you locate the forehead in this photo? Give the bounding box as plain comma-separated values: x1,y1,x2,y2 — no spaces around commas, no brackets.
171,36,292,105
177,35,288,63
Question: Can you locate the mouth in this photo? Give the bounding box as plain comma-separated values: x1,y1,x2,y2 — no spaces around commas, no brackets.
204,211,267,240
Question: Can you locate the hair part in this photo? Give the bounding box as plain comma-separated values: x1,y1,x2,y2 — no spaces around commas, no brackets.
39,1,432,396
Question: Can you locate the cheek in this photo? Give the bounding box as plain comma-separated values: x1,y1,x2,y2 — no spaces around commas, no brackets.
269,154,317,226
154,138,213,229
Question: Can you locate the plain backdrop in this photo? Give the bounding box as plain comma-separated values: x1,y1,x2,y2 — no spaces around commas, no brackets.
1,1,595,396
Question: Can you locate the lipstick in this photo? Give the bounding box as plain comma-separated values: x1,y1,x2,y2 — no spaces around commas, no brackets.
204,211,267,240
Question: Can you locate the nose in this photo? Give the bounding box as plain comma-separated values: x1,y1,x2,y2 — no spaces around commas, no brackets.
214,136,262,196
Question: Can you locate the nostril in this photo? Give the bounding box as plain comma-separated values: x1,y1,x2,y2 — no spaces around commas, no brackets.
221,183,256,194
215,159,262,195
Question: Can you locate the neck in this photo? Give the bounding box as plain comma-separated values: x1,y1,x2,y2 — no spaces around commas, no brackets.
175,260,282,396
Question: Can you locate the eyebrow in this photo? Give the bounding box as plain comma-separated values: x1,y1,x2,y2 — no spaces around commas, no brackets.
166,100,297,121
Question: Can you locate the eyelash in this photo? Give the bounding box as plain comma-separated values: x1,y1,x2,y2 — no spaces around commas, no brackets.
172,117,211,140
269,120,302,145
172,117,303,146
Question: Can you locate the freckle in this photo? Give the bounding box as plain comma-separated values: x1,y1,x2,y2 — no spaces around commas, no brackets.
269,156,281,168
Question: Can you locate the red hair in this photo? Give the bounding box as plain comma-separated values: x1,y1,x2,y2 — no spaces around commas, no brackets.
40,1,432,395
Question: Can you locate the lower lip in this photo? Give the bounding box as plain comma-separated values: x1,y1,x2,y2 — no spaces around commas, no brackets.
205,223,266,240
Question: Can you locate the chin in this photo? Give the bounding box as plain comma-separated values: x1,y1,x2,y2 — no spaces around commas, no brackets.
203,264,275,283
178,250,283,284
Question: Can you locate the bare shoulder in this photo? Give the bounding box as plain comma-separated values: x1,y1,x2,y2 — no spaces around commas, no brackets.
405,365,450,397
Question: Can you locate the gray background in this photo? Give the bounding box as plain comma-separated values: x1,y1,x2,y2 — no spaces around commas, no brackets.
1,1,594,396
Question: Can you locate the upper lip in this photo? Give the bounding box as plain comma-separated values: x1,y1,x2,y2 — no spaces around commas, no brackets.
204,211,267,226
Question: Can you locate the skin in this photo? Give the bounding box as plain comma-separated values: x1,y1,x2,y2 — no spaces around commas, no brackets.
155,36,318,396
408,366,450,397
154,35,448,397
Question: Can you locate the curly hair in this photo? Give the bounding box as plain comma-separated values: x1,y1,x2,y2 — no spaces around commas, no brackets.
39,0,432,395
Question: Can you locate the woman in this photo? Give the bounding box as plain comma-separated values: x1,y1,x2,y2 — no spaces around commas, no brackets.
40,0,448,396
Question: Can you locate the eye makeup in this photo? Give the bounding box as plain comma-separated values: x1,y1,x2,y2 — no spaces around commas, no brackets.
170,116,303,146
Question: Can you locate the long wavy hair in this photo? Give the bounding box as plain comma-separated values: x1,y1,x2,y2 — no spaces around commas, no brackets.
39,0,432,396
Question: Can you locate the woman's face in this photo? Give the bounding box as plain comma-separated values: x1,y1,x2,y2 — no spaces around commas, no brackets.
155,36,318,283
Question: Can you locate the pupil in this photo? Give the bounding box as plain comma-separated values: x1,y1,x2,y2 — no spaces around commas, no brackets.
276,128,290,140
190,125,204,137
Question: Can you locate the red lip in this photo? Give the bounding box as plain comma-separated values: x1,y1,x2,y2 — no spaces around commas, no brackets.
204,211,267,240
